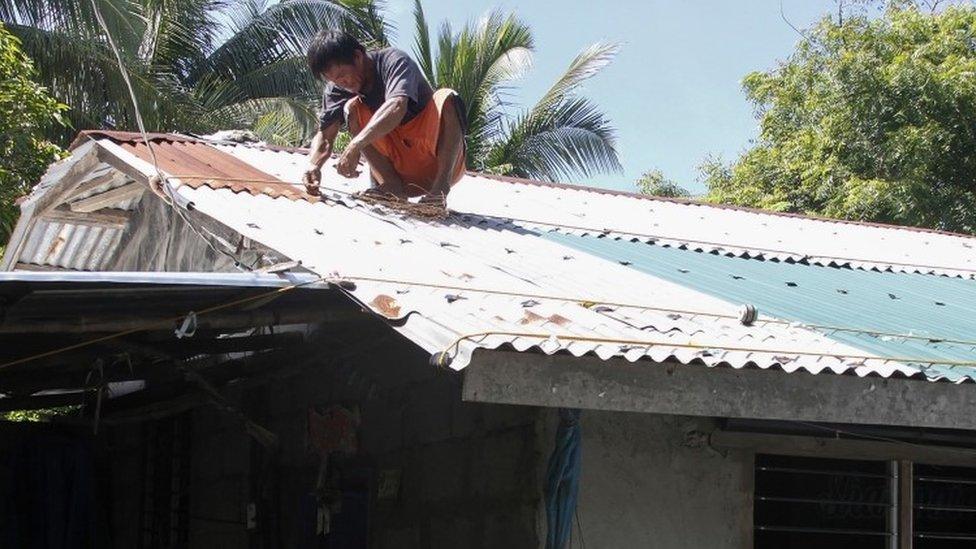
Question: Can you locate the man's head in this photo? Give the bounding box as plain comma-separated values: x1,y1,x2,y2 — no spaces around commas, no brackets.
307,30,368,93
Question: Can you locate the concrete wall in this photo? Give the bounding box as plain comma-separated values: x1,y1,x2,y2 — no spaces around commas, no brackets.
557,410,753,549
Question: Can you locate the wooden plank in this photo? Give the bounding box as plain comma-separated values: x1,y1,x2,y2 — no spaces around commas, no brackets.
41,206,131,228
0,307,364,334
711,430,976,468
66,170,123,199
1,142,100,270
0,391,91,412
899,460,913,549
68,181,145,213
13,262,74,272
463,350,976,431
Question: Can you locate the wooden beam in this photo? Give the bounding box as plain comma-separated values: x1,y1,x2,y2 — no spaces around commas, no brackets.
0,391,91,412
66,171,122,199
68,181,144,213
12,262,74,272
2,142,100,270
0,307,364,334
899,460,913,549
41,206,131,228
710,430,976,467
462,350,976,431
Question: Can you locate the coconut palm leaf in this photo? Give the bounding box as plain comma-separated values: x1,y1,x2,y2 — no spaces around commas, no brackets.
484,43,622,181
429,10,533,164
487,96,620,180
411,0,432,82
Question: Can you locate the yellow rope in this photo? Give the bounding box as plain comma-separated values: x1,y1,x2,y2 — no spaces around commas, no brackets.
336,274,976,348
3,272,974,373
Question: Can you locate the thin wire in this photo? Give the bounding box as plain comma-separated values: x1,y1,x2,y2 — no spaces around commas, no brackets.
88,0,253,271
166,173,976,276
0,276,330,371
338,274,976,349
790,421,976,458
88,0,159,169
4,272,974,374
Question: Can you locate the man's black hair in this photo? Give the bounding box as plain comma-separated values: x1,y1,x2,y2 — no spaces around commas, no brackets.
307,30,366,77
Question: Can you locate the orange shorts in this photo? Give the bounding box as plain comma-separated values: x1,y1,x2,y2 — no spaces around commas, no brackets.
348,88,466,197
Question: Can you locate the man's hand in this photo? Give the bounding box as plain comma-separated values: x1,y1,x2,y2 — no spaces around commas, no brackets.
302,164,322,195
335,143,362,178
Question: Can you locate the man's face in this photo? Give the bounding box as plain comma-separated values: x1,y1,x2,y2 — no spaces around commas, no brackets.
323,50,366,93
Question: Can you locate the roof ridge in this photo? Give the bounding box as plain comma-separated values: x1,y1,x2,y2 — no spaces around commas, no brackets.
475,172,976,241
70,130,976,240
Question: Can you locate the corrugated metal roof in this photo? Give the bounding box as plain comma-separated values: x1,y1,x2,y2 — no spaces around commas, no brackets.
12,131,976,382
16,219,124,270
544,232,976,382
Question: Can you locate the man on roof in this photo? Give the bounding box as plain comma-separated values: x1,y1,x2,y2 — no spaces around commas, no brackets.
302,31,466,203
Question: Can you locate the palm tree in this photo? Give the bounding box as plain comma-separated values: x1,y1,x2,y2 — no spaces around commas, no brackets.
0,0,390,145
411,1,621,181
3,0,620,182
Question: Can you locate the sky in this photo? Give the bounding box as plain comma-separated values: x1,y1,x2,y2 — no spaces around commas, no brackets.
382,0,844,194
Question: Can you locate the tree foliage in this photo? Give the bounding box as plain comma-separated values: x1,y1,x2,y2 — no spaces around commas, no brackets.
0,0,392,146
0,22,65,244
636,169,691,198
2,0,620,182
702,5,976,233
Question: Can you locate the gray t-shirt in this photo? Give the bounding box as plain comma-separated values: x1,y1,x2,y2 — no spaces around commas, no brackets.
318,48,433,131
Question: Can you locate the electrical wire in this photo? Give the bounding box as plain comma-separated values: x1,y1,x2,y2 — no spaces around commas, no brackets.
79,10,976,364
87,0,254,271
790,420,976,459
0,275,331,371
164,173,976,276
334,274,976,349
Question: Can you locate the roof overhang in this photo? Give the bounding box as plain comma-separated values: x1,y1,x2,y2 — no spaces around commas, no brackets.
463,350,976,431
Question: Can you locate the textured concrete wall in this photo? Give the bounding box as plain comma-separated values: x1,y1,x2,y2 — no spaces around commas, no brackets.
551,410,753,549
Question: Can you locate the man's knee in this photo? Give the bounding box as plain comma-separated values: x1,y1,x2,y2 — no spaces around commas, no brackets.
344,98,364,134
440,93,462,132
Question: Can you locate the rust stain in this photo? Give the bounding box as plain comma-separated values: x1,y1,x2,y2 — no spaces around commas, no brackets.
519,310,545,325
370,294,401,318
547,314,571,326
45,236,66,260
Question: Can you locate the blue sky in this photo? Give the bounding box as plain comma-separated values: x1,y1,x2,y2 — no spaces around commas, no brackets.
384,0,842,194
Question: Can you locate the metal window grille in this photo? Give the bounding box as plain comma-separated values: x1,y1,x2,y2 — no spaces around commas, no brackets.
913,463,976,547
754,454,894,549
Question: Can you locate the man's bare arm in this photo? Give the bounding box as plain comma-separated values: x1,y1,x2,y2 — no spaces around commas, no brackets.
335,96,408,178
303,121,340,193
349,96,408,150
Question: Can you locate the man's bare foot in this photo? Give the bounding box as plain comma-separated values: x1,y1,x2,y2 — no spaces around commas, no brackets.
419,191,447,207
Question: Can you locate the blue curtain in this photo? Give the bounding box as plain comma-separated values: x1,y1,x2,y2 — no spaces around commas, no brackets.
544,408,582,549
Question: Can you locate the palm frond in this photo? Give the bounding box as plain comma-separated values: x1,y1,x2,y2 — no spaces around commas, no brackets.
202,96,318,145
196,0,389,86
488,95,621,181
534,42,617,113
431,9,534,164
411,0,433,84
6,23,195,137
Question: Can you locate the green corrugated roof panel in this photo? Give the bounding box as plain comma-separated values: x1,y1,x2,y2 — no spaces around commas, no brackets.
545,232,976,382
